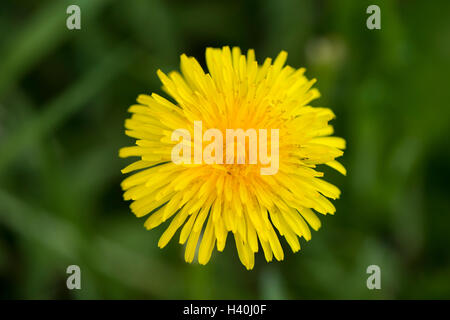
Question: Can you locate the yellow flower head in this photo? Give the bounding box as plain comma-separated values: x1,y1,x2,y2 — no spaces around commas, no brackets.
119,46,346,270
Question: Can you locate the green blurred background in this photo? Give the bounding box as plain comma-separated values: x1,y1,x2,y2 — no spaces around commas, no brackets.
0,0,449,299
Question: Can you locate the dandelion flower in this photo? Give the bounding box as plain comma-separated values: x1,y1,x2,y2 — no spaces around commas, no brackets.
119,46,346,270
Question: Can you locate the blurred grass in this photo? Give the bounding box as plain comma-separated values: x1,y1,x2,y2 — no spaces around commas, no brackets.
0,46,129,173
0,0,449,299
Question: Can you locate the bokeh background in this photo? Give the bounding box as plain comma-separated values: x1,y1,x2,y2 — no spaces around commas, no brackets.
0,0,449,299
